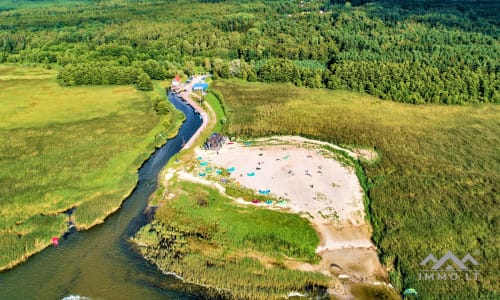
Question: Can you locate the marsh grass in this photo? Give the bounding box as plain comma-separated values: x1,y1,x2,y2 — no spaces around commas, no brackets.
212,80,499,299
0,64,57,78
225,183,281,203
0,67,180,270
134,180,328,299
349,283,400,300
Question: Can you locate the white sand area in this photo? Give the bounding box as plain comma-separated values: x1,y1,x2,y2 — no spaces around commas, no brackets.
171,137,390,295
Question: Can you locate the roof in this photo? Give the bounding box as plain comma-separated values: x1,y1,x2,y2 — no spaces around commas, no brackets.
193,82,209,90
207,132,224,143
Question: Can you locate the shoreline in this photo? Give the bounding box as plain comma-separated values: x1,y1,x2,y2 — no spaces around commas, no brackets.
179,91,208,149
0,86,186,273
154,134,396,298
138,82,397,298
173,75,211,150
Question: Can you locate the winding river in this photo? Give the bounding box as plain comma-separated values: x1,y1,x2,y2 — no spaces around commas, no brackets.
0,91,204,299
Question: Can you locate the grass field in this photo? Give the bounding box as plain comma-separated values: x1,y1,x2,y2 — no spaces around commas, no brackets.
211,80,499,299
0,66,181,271
133,180,330,299
203,92,226,134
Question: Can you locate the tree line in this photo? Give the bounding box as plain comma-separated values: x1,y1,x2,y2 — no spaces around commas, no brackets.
0,0,498,103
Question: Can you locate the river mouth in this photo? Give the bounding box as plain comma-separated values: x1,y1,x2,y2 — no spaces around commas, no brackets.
0,91,205,299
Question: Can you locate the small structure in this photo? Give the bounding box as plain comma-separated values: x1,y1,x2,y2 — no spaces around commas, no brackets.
171,77,181,94
192,82,209,94
204,132,226,150
171,75,180,87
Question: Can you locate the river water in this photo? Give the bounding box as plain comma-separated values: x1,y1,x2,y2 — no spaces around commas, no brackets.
0,91,204,299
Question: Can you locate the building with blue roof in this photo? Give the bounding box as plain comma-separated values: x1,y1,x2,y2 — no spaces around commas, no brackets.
192,82,209,93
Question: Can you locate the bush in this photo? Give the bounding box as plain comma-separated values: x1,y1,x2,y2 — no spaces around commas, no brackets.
136,73,153,91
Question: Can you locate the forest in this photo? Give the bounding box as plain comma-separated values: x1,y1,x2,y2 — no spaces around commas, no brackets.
0,0,498,103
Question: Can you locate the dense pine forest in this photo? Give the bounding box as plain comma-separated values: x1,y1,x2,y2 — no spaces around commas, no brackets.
0,0,498,103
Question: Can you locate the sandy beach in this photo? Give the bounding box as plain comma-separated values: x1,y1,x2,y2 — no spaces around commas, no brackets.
171,136,390,296
199,140,366,229
168,78,390,296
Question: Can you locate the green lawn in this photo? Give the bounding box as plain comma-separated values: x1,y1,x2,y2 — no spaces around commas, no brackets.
0,66,181,271
211,80,500,299
203,92,226,133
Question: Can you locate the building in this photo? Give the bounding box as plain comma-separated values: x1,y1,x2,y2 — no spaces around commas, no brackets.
192,82,209,94
204,132,226,150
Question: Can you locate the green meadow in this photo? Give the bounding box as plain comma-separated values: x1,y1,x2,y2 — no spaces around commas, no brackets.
211,80,499,299
203,92,227,134
0,66,181,271
134,180,330,299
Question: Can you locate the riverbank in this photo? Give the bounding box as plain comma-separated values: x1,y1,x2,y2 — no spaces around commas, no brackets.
0,73,184,272
171,138,396,298
134,86,398,298
181,95,208,149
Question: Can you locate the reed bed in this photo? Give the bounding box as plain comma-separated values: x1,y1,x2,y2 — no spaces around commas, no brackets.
0,69,181,270
134,180,328,299
211,80,499,299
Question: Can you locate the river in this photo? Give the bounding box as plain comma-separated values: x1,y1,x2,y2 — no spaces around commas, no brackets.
0,91,205,299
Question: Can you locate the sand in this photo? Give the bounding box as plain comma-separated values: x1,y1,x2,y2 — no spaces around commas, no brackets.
166,78,388,295
175,137,391,296
199,141,365,228
164,75,390,297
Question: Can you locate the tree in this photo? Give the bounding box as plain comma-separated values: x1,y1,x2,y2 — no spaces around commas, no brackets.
136,73,153,91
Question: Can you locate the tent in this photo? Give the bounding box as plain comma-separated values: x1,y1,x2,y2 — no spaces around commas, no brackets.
258,189,271,195
403,288,418,297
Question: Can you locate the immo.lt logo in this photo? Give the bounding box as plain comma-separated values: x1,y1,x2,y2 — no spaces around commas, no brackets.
419,251,480,281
